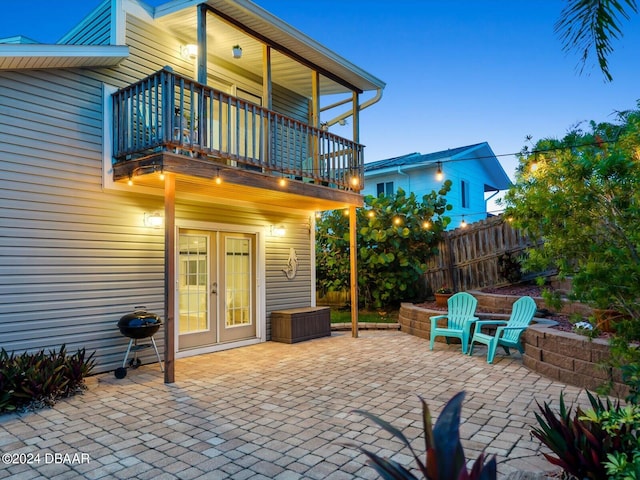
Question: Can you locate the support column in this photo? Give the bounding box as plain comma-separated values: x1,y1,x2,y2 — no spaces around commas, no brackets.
262,45,272,167
349,205,358,337
311,71,320,175
164,174,176,383
197,4,207,84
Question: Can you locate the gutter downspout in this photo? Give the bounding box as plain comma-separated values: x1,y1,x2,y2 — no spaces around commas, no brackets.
396,166,410,192
323,87,383,127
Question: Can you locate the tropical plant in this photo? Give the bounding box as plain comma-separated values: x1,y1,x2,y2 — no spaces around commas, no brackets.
0,346,95,413
533,390,640,480
352,391,496,480
531,391,611,479
501,103,640,399
555,0,638,81
316,186,451,309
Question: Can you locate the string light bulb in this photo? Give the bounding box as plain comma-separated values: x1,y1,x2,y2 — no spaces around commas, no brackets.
279,176,287,187
127,175,133,186
422,220,431,229
435,161,443,181
214,168,222,185
393,216,402,226
367,210,375,218
460,216,467,228
159,169,165,181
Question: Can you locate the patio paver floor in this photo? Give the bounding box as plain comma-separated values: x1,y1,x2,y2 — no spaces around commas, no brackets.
0,330,591,479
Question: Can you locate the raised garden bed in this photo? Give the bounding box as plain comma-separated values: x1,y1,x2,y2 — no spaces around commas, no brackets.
401,287,630,398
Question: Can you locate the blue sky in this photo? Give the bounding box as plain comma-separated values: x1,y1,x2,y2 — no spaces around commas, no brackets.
3,0,640,181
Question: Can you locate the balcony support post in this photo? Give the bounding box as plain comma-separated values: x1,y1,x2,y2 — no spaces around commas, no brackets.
197,4,207,85
262,45,272,167
349,205,359,337
311,70,320,176
164,173,176,383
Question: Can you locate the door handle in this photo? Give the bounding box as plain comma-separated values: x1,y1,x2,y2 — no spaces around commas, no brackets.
211,282,217,294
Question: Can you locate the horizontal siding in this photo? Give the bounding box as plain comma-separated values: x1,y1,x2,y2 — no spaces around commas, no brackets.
60,0,111,46
0,7,318,374
0,69,166,373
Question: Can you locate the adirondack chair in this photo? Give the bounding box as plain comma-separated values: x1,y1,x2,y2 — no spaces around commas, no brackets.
468,295,537,363
429,292,479,353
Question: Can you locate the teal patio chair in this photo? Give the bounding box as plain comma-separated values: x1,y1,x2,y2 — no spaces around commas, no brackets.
429,292,478,353
468,295,537,363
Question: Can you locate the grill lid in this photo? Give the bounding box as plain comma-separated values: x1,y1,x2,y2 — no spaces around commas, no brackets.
118,306,162,339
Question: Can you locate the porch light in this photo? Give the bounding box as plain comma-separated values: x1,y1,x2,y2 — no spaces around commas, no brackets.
144,212,163,228
270,225,285,237
435,161,443,181
349,174,360,189
181,44,198,60
232,44,242,59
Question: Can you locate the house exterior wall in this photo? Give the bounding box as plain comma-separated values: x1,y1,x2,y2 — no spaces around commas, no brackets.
362,161,492,228
0,7,315,373
59,0,111,46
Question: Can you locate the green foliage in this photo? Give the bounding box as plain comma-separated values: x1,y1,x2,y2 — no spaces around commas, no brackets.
496,252,523,284
0,346,95,414
555,0,638,82
352,391,496,480
502,103,640,399
316,186,451,309
531,391,610,479
533,390,640,480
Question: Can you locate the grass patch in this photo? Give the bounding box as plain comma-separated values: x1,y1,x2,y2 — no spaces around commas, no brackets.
330,309,398,323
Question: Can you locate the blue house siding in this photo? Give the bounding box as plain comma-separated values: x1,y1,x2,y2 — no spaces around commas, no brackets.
363,143,511,229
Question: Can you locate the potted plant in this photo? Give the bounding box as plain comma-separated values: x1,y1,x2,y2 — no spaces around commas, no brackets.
434,285,453,307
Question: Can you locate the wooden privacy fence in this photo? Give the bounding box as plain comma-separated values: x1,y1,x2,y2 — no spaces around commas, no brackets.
423,215,537,293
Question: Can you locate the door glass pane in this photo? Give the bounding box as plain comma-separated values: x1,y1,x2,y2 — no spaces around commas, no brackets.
225,237,251,327
178,235,208,334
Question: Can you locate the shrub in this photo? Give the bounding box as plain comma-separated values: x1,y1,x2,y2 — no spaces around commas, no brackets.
351,391,496,479
532,390,639,480
0,345,95,414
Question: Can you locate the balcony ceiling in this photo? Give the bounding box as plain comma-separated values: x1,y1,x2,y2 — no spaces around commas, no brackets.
154,0,385,98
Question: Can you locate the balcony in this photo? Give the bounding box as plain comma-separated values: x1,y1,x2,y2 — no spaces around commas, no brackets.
111,68,365,209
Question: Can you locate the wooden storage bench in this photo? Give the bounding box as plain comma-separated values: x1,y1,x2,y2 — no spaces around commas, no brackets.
271,307,331,343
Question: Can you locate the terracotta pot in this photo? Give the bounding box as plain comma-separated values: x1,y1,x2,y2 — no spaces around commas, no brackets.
435,292,453,308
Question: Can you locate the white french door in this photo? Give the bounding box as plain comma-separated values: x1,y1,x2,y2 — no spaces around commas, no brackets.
177,228,257,351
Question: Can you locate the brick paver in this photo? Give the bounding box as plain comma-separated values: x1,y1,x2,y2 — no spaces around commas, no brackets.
0,331,592,479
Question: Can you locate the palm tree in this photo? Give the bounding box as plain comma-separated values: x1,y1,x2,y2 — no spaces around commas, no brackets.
555,0,638,82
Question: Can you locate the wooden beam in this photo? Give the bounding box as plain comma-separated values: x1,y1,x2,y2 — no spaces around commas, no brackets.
202,5,363,94
197,4,207,85
112,154,365,207
349,205,358,337
262,45,272,166
164,173,176,383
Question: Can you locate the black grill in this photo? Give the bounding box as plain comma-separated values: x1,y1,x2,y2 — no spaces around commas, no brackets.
114,306,164,379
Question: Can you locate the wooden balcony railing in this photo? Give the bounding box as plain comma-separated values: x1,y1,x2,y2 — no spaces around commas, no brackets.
112,68,363,191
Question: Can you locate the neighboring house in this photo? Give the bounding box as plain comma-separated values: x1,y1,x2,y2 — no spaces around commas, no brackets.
0,0,384,379
362,142,512,227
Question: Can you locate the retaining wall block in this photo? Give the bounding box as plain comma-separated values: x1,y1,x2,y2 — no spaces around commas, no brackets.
573,358,610,381
541,350,575,371
524,344,542,361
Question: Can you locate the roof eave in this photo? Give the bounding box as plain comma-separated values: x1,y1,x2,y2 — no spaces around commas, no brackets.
0,44,130,70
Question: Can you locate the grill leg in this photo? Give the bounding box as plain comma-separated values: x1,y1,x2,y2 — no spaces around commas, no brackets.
122,338,135,369
150,336,164,372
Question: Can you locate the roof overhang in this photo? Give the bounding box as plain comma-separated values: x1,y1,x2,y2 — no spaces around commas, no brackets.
0,44,129,70
153,0,385,97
